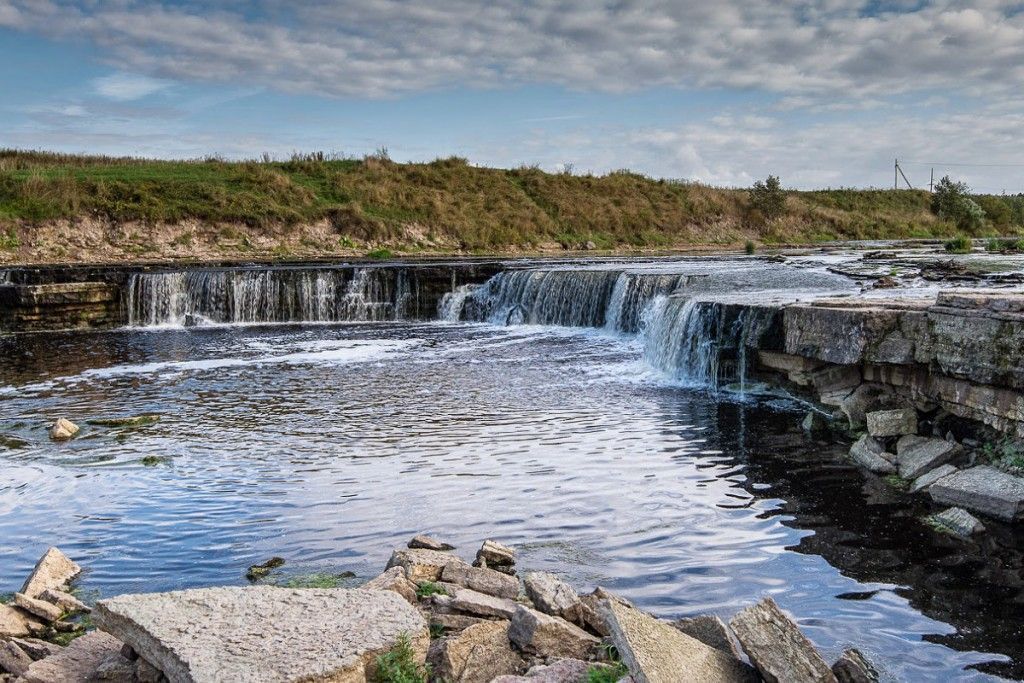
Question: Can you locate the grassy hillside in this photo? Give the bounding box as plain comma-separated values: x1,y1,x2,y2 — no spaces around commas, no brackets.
0,149,1015,264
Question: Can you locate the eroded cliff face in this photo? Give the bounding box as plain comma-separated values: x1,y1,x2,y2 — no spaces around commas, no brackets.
755,291,1024,438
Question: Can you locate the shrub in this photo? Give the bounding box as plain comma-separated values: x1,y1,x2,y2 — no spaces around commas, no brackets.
749,175,786,220
373,634,429,683
932,176,986,232
414,581,447,599
985,237,1024,253
366,248,394,259
944,235,972,253
744,239,756,255
587,662,630,683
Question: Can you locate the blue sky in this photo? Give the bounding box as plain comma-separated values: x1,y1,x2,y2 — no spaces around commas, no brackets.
2,1,1024,191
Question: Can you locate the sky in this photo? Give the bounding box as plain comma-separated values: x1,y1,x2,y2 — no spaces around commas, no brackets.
2,0,1024,191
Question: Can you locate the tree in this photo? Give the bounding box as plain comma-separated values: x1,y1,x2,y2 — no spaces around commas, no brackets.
932,175,986,233
749,175,786,220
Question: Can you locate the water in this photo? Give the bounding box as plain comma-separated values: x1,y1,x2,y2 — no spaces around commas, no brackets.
3,256,1024,680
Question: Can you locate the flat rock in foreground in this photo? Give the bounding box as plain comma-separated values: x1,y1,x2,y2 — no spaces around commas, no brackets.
94,586,428,683
602,599,754,683
729,597,836,683
929,465,1024,521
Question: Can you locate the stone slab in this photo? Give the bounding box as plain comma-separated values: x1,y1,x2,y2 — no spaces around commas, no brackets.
21,547,81,599
523,572,582,622
0,604,46,638
866,408,917,437
447,585,520,620
386,548,465,582
20,631,126,683
929,465,1024,521
671,614,742,659
429,620,524,682
442,562,519,600
849,435,895,474
94,586,428,683
603,600,752,683
729,598,836,683
909,464,958,493
931,507,986,537
896,436,961,480
508,605,599,660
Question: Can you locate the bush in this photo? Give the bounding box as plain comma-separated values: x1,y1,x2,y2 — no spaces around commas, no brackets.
373,634,429,683
932,176,986,233
944,235,973,253
986,237,1024,252
749,175,786,220
744,239,756,255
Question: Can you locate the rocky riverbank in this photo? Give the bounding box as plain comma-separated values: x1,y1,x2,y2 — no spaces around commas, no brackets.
0,542,880,682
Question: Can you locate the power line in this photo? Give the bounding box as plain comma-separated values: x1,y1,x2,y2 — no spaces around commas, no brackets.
900,160,1024,168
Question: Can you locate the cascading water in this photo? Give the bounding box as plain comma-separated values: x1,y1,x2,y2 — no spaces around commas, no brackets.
126,267,417,326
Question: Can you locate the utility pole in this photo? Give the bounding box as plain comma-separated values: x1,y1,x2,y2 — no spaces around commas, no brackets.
929,168,934,193
894,158,899,190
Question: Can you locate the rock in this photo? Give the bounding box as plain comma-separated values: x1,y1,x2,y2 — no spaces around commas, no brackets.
839,384,896,428
602,599,753,683
849,435,895,474
442,562,520,600
360,566,419,605
909,464,958,493
245,556,285,582
21,547,82,599
0,604,46,638
671,614,741,659
491,658,602,682
585,241,597,251
87,414,160,428
409,534,455,551
429,611,492,633
93,651,136,681
429,621,525,682
41,588,91,614
0,641,32,677
20,631,125,683
135,658,163,683
386,548,464,582
475,539,516,568
832,648,879,683
11,638,64,661
50,418,80,441
578,587,632,637
730,597,835,683
94,586,429,682
523,572,582,622
447,585,521,620
895,436,962,480
801,411,831,437
866,408,917,437
13,592,64,622
508,605,600,660
930,507,986,537
929,465,1024,521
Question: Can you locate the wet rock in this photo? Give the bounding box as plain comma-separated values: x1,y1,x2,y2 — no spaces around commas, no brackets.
929,465,1024,521
0,604,46,638
872,276,899,289
508,605,600,660
895,436,962,480
409,534,455,551
930,507,986,537
244,556,285,582
729,597,836,683
839,384,896,429
387,547,465,582
0,641,33,677
801,411,831,437
21,547,82,599
475,539,516,569
11,638,64,661
13,592,63,622
866,408,917,437
447,585,520,620
49,418,80,441
671,614,742,659
523,572,582,622
94,586,428,682
442,562,520,600
849,435,895,474
429,621,525,682
41,588,91,614
909,464,958,493
87,414,160,428
360,566,419,605
20,631,125,683
832,648,879,683
491,658,604,682
603,599,753,683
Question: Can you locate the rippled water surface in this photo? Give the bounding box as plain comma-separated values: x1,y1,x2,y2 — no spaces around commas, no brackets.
2,316,1024,681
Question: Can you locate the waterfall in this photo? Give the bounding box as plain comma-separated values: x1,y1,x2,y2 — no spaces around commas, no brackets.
438,284,478,322
126,267,417,327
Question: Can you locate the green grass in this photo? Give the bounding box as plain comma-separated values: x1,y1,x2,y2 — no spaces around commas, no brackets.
373,634,430,683
986,237,1024,253
0,149,1003,262
884,474,911,491
414,581,447,599
587,662,630,683
944,235,973,253
277,572,358,589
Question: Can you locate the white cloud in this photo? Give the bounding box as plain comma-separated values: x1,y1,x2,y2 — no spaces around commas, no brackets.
93,73,170,101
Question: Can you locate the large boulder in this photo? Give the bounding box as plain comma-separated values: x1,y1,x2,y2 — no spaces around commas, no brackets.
0,604,46,638
360,566,419,605
929,465,1024,521
475,540,516,575
386,548,466,582
94,586,428,682
508,605,600,660
20,631,128,683
729,598,836,683
21,547,82,599
849,435,895,474
602,600,753,683
866,408,917,437
429,621,525,682
523,572,582,623
895,436,962,480
578,587,632,637
442,562,519,600
50,418,80,441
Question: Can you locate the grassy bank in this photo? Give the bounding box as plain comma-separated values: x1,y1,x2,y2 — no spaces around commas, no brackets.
0,149,1016,264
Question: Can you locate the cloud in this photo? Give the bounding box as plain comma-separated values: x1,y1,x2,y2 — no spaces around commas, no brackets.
93,73,170,101
2,1,1024,102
